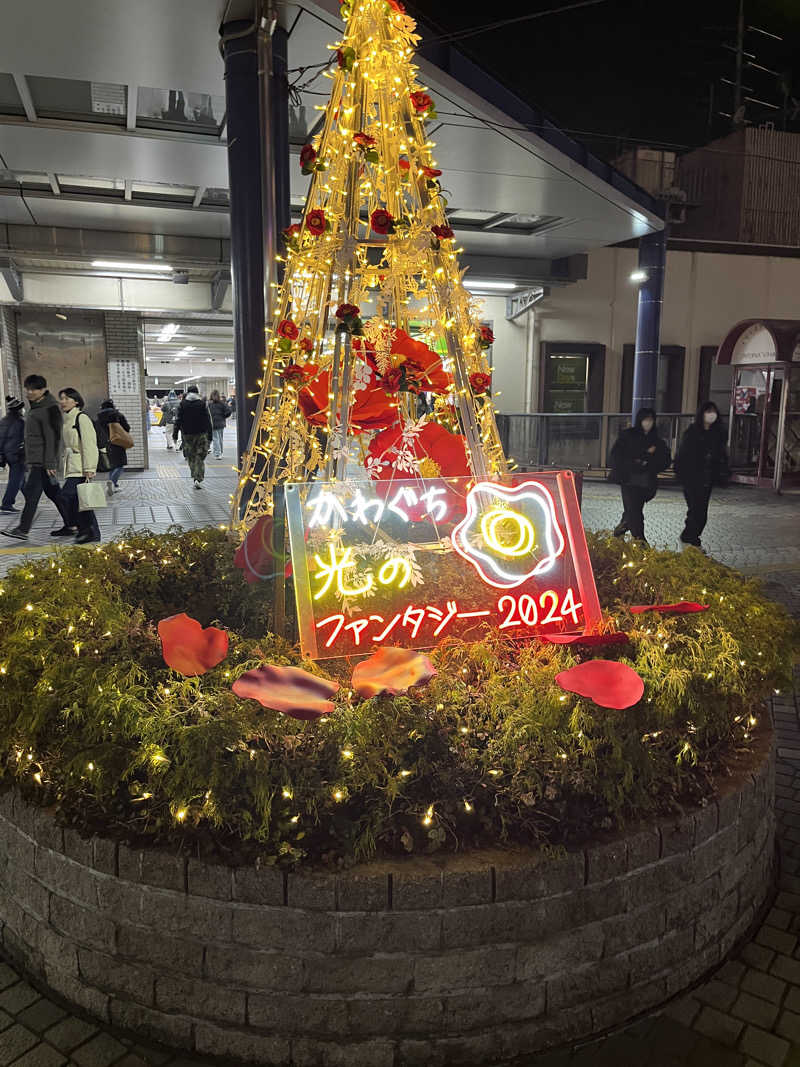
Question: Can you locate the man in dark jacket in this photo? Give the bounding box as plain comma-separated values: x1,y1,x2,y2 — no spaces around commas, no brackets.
1,374,70,540
608,408,671,545
173,385,213,488
675,401,730,549
0,396,25,512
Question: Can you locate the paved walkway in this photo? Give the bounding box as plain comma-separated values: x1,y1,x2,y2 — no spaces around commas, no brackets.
0,449,799,1065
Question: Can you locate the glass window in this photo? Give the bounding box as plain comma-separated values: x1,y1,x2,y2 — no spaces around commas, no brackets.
136,87,225,134
26,76,127,124
0,73,24,115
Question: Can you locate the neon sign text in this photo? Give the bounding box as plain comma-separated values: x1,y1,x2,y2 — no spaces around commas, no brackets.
311,543,412,599
307,484,450,528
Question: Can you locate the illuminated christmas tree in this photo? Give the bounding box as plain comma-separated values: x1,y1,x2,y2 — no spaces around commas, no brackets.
233,0,508,532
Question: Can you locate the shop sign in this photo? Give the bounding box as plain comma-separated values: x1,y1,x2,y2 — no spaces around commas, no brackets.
285,472,602,659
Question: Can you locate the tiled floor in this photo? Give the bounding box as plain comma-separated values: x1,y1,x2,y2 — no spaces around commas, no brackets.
1,449,800,1064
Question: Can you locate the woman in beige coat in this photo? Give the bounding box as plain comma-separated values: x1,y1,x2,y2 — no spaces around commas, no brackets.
55,388,101,543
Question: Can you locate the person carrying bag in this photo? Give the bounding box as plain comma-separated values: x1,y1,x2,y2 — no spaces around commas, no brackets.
55,388,103,544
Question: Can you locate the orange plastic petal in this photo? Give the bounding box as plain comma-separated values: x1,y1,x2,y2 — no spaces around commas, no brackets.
555,659,644,710
158,613,229,677
352,646,437,699
232,665,339,720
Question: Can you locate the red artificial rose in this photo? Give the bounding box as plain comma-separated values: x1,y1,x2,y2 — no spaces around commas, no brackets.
469,372,491,395
431,224,454,240
335,303,361,320
382,368,404,393
479,324,494,346
410,91,434,114
353,132,376,148
281,362,311,386
398,157,411,171
299,144,317,173
305,208,327,236
370,208,395,235
283,223,301,241
298,337,314,354
422,166,442,178
277,318,299,340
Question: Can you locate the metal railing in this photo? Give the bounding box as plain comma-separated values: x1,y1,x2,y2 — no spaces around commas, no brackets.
496,413,699,473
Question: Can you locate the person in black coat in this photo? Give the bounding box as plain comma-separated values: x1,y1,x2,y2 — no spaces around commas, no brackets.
675,401,730,549
0,396,26,512
608,407,671,545
173,385,213,487
97,400,131,496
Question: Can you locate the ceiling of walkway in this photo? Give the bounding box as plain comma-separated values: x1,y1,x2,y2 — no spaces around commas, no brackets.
0,0,662,281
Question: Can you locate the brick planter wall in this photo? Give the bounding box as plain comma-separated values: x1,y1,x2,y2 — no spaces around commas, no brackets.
0,729,775,1066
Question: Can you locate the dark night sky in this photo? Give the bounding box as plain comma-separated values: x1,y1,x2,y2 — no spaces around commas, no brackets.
410,0,800,158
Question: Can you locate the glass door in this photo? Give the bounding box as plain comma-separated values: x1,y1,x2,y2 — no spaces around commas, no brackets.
729,367,769,480
763,367,785,482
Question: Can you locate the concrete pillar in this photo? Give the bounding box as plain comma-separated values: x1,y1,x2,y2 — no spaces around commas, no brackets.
0,307,21,400
103,312,149,470
632,228,667,417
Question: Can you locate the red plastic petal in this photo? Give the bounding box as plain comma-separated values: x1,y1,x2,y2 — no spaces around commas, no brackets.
555,659,644,710
543,632,630,648
232,665,339,720
158,613,229,677
630,602,709,615
352,647,437,699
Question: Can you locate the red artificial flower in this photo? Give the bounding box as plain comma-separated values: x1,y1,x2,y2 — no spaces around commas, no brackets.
158,614,229,677
298,337,314,353
422,166,442,178
410,91,434,114
370,208,395,235
299,144,317,173
335,303,361,320
469,372,491,395
354,328,452,394
387,0,406,12
353,132,376,148
232,664,339,721
431,224,454,240
555,660,644,710
283,223,302,242
366,420,470,480
479,325,494,347
298,366,396,433
336,48,346,67
352,647,436,699
305,208,327,236
277,319,299,341
398,157,411,172
280,362,311,386
543,632,631,648
630,602,710,615
382,368,404,394
234,516,292,585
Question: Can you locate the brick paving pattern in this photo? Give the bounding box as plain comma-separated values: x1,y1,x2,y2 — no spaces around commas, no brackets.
0,444,799,1064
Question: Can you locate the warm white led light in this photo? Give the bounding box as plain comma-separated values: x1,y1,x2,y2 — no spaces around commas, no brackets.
92,260,173,272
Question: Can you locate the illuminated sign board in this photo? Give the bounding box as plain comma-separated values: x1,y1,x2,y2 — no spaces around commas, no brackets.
285,472,601,660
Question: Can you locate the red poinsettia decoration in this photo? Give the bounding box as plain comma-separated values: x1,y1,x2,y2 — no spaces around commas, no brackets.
479,325,494,348
431,224,455,241
371,208,395,235
277,319,299,341
299,144,317,174
305,208,327,236
353,132,376,149
354,328,452,395
382,368,404,394
298,337,314,354
158,614,229,677
543,632,630,648
630,602,710,615
352,647,436,699
555,660,644,710
299,366,396,433
234,515,292,585
232,665,339,721
410,91,434,116
366,420,470,480
422,166,442,179
469,372,491,395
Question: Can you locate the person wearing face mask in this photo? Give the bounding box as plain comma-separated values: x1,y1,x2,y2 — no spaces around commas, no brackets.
675,401,730,550
608,407,671,545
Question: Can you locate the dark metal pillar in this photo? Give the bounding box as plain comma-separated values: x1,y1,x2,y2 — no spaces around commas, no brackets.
631,228,667,418
271,24,291,281
220,17,265,462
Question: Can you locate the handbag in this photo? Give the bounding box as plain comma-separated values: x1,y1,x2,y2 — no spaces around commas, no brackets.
108,422,134,450
77,480,108,511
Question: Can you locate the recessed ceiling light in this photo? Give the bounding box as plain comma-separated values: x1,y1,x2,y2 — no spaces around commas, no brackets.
463,280,518,291
91,260,173,272
157,323,179,342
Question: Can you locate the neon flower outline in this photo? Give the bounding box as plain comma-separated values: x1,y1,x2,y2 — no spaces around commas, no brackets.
451,480,565,589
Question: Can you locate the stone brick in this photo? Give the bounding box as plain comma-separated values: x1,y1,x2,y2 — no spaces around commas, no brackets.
603,901,665,956
78,948,155,1007
0,981,39,1014
186,859,232,901
756,923,797,956
695,889,738,951
195,1023,290,1065
286,871,336,910
0,1023,38,1064
443,980,545,1033
204,944,304,992
693,823,738,883
740,940,775,972
42,1016,98,1054
695,979,738,1012
660,813,695,856
339,909,441,954
776,1009,800,1044
34,848,96,908
49,896,114,953
31,808,64,854
661,994,701,1027
499,1005,594,1060
590,975,666,1032
231,904,335,954
116,924,203,978
731,990,780,1029
306,953,414,995
767,906,792,931
291,1035,394,1067
231,865,284,906
625,828,661,869
415,945,515,995
391,868,443,910
770,951,800,984
334,871,388,911
694,801,719,843
585,839,627,884
441,865,492,907
517,924,604,981
28,923,79,978
572,878,628,923
628,926,694,984
1,823,35,869
349,992,444,1036
16,997,66,1034
665,874,720,928
139,850,186,892
548,955,629,1011
664,940,721,998
2,863,50,921
739,1024,790,1067
247,991,351,1035
625,852,693,910
493,849,584,902
62,828,94,868
717,787,742,831
70,1032,127,1067
91,838,117,877
155,976,245,1024
719,840,756,899
693,1005,744,1046
43,965,109,1023
108,1000,193,1052
10,1044,67,1067
139,887,231,941
717,959,747,986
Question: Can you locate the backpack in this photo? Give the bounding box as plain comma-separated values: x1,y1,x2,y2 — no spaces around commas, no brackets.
75,412,110,472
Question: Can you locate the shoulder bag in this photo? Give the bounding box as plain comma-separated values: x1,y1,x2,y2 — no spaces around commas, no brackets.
108,421,134,450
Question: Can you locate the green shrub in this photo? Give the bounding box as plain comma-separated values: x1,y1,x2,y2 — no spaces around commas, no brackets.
0,527,796,868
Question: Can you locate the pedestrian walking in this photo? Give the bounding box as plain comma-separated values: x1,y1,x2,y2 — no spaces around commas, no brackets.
608,407,671,545
1,375,70,541
173,385,212,488
55,388,101,544
675,401,730,551
161,391,179,450
97,399,132,496
0,396,26,513
208,389,232,459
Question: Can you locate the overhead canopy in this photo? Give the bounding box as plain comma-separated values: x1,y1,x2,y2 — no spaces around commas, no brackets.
717,320,800,366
